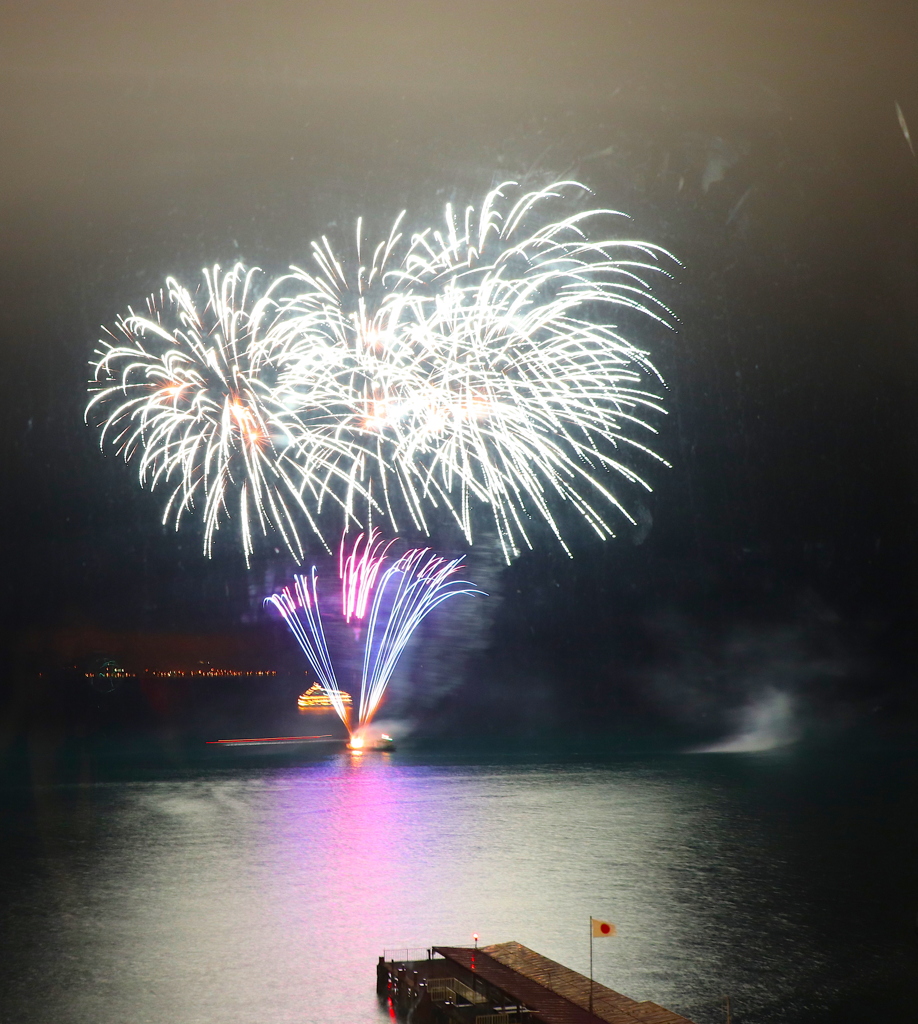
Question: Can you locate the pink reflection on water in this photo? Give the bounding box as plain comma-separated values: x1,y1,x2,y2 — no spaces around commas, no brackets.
264,753,412,968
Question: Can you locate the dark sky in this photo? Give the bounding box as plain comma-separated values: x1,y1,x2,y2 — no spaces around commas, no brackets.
3,1,918,739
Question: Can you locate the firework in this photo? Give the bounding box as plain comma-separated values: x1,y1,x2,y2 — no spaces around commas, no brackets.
85,264,365,564
266,534,483,737
266,568,350,724
269,180,677,560
357,546,483,727
88,182,676,562
339,527,395,623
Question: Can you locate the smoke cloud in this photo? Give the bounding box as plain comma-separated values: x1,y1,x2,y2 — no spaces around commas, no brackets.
692,688,799,753
643,596,849,748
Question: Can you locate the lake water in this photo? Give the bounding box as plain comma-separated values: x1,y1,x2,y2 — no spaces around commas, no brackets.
1,748,916,1023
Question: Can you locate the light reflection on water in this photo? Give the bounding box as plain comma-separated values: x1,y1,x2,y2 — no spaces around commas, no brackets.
0,751,915,1023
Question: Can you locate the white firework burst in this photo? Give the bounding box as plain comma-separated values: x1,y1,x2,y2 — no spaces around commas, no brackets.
87,182,677,564
86,263,361,564
269,180,678,560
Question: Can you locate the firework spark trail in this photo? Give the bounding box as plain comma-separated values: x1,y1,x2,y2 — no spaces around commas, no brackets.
267,535,483,734
339,528,396,623
270,180,678,561
358,549,483,726
264,569,350,723
85,264,367,564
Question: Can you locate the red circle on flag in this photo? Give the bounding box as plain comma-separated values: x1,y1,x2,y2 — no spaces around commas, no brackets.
600,923,611,934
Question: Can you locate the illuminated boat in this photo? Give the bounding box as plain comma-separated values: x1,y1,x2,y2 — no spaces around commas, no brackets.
297,682,353,715
347,733,396,752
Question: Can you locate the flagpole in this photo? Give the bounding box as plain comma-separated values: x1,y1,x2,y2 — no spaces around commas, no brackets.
589,917,594,1015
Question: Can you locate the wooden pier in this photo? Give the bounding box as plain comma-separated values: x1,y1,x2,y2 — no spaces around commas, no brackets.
378,941,697,1024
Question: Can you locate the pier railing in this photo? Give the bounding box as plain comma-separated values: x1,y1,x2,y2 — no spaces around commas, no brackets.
427,978,488,1005
383,947,437,962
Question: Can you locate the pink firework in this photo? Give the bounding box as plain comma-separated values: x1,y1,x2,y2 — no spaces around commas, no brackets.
268,531,483,741
339,528,397,623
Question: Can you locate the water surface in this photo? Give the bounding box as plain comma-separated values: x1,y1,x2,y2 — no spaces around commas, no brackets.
1,749,916,1023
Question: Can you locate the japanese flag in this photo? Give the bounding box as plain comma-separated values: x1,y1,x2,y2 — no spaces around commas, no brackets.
592,918,616,937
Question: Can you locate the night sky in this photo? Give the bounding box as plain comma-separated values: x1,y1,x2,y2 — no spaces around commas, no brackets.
3,1,918,746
